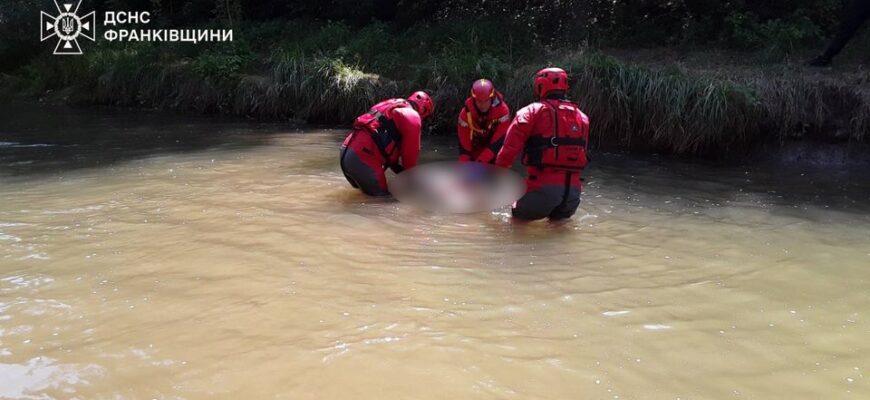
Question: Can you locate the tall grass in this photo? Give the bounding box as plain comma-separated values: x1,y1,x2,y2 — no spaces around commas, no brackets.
8,19,870,157
738,74,870,143
560,53,762,154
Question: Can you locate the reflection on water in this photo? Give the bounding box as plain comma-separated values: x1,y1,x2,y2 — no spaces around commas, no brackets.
0,357,104,399
1,104,869,399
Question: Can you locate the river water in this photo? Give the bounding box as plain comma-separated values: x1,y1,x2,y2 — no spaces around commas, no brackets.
1,104,869,399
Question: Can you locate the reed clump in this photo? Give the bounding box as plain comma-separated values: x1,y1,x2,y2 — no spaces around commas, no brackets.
9,19,869,157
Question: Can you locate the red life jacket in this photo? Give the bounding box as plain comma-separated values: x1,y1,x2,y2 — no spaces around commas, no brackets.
522,99,590,171
353,98,413,164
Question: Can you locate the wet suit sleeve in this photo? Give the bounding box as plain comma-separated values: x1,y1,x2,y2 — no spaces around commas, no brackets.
457,108,474,162
475,114,510,164
394,107,422,170
582,112,591,162
495,104,537,168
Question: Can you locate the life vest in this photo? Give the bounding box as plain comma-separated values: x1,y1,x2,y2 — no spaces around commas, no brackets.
462,92,510,147
522,99,590,171
353,98,413,164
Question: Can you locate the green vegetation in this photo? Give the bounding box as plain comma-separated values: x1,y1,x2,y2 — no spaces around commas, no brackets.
2,1,869,156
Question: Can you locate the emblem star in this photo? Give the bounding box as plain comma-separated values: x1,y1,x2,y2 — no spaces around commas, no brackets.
40,1,96,55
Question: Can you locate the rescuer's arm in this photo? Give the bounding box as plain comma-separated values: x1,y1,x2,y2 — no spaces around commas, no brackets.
394,107,422,170
475,114,510,164
457,108,474,162
580,111,591,164
495,105,537,168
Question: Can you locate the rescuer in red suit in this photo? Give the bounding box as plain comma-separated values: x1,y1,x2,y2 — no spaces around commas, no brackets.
340,91,434,196
457,79,511,164
495,67,591,221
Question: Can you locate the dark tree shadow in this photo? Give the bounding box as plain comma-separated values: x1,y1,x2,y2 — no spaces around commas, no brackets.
0,101,298,180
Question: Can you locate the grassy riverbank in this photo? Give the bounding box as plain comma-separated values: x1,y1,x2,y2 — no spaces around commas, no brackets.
4,19,869,157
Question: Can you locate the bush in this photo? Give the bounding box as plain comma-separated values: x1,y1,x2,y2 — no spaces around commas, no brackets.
8,16,869,157
723,11,824,53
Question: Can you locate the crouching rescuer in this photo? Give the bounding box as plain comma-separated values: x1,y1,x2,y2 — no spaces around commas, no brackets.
457,79,511,164
495,67,590,220
340,91,434,196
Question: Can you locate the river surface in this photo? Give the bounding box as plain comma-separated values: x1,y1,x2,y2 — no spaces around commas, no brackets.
1,104,869,399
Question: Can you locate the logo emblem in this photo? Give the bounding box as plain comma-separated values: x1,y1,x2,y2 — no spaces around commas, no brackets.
41,1,96,55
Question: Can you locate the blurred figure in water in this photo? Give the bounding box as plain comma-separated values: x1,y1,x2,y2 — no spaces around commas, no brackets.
495,67,591,221
808,0,870,67
457,79,511,164
340,91,434,196
389,161,526,214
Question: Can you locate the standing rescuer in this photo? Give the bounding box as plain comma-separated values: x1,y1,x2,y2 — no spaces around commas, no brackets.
457,79,511,164
495,67,590,221
340,91,434,196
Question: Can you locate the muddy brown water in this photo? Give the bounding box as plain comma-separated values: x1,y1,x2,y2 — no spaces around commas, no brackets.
1,104,869,399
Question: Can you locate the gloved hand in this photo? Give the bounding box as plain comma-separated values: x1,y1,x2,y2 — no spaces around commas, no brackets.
390,164,405,174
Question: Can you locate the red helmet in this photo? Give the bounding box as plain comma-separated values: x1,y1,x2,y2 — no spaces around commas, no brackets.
407,91,434,120
471,79,495,102
534,67,569,98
